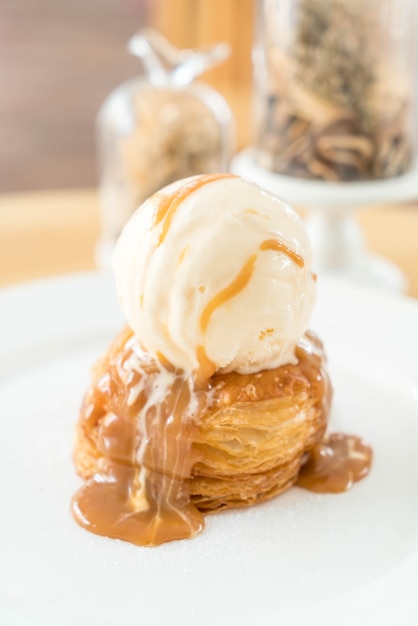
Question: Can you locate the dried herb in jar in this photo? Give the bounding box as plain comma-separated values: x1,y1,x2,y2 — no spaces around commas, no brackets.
256,0,414,181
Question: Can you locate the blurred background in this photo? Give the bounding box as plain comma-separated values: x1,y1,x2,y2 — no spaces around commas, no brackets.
0,0,253,193
1,0,417,295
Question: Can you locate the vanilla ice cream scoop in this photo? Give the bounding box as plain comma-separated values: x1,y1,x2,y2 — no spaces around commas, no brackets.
112,174,316,377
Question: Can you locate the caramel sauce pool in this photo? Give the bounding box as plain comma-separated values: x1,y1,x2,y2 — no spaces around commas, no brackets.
297,433,372,493
72,342,207,546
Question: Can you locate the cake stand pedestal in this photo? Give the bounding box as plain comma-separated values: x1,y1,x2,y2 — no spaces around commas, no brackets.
232,148,418,293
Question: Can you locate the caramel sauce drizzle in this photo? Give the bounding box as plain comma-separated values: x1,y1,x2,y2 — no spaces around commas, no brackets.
72,331,372,548
195,345,216,386
155,350,175,372
200,254,257,333
259,239,304,268
178,246,189,265
198,238,303,339
72,343,207,547
152,173,235,248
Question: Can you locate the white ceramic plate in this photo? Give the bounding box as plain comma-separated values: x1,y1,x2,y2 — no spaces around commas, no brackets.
1,272,418,626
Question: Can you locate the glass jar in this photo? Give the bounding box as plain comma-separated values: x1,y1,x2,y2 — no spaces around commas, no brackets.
97,29,235,265
253,0,418,182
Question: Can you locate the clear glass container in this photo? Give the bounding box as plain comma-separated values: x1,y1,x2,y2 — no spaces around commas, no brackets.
253,0,418,182
97,29,235,264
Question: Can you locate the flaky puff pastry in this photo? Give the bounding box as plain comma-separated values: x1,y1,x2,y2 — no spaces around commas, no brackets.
74,325,331,520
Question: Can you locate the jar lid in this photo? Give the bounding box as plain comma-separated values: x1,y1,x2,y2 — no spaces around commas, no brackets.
127,28,230,87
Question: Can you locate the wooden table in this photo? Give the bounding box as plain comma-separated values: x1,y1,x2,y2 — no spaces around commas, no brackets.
1,188,418,298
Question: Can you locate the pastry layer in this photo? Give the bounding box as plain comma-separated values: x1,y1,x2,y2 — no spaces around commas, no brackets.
74,326,331,514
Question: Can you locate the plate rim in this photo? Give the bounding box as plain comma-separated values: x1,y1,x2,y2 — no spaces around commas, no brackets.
1,271,418,626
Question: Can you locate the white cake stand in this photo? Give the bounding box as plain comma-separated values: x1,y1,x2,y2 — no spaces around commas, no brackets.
232,148,418,293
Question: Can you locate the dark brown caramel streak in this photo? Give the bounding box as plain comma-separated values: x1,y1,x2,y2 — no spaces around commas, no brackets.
152,173,236,247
